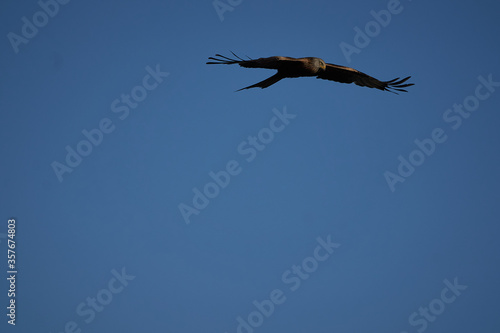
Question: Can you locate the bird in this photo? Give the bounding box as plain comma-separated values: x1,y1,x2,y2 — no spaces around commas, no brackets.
206,52,414,94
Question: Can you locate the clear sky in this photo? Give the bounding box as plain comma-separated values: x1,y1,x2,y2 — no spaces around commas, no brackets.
1,0,500,332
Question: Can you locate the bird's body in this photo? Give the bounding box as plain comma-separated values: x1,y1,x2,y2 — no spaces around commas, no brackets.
207,52,414,94
241,56,326,76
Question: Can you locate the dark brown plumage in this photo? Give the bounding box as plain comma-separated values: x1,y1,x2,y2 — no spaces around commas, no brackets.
207,52,414,94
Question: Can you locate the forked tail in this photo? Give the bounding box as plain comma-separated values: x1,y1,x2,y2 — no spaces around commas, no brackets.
236,73,284,91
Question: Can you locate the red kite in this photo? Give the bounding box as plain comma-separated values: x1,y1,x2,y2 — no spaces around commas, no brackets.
207,52,414,94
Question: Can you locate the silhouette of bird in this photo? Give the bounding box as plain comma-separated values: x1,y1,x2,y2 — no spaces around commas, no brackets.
207,52,414,94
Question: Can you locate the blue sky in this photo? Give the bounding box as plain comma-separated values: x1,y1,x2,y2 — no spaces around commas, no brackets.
1,0,500,332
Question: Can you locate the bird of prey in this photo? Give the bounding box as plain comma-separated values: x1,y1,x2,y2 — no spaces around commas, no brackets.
207,52,414,94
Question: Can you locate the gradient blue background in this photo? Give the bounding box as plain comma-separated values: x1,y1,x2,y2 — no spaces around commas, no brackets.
1,0,499,332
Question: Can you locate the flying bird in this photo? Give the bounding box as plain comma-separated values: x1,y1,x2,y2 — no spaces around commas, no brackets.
207,52,414,94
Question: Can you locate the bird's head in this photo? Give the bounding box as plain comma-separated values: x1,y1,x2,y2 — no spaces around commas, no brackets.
319,59,327,71
313,58,327,72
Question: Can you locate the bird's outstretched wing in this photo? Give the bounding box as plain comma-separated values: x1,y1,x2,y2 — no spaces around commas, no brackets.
207,52,298,90
317,63,414,94
207,52,298,70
